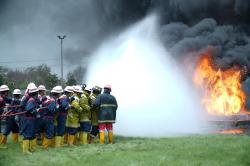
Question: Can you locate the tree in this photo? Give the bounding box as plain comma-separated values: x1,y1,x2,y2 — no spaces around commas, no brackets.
72,65,86,84
0,64,60,90
0,74,4,85
66,72,77,85
20,65,60,89
0,66,7,85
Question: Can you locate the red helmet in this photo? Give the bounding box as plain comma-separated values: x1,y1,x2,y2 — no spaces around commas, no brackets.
104,84,111,91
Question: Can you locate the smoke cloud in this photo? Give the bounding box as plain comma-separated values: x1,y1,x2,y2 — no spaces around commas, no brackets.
160,18,250,67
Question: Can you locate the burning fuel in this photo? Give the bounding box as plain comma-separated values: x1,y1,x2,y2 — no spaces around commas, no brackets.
194,50,246,116
214,128,245,135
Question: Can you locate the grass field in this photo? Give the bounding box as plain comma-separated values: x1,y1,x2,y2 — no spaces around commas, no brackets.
0,134,249,166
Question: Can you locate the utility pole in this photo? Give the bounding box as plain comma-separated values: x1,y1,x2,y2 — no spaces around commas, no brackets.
57,35,66,85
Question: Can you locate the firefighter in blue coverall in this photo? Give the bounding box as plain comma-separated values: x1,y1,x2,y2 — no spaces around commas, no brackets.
55,86,73,147
1,89,21,145
0,85,13,149
36,85,47,144
18,88,31,146
22,84,39,154
42,86,63,149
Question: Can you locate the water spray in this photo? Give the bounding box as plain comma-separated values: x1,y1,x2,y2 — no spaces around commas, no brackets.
85,14,205,137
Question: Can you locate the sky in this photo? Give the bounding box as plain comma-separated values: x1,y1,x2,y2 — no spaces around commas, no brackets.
0,0,140,75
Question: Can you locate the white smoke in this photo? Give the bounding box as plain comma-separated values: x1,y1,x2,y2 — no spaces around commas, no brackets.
85,14,207,137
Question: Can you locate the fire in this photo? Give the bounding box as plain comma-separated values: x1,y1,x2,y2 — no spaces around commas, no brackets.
194,52,246,116
214,129,245,135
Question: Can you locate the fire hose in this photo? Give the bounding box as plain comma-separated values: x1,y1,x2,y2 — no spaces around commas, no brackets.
0,105,22,116
0,111,27,118
0,106,47,119
0,105,21,109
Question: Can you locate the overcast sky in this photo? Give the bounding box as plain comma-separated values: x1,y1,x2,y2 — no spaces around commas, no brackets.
0,0,132,75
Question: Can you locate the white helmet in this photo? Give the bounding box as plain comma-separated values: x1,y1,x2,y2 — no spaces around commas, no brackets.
27,82,36,90
51,86,63,93
13,89,21,95
73,85,83,93
27,83,39,93
38,85,46,91
64,86,74,93
84,86,92,93
0,85,9,92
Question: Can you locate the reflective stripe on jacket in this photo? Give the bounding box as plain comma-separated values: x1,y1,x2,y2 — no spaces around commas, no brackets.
93,92,118,123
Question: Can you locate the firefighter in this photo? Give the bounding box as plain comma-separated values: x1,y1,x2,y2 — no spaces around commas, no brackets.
84,86,92,96
55,86,73,147
66,85,82,146
1,89,21,145
18,83,35,145
93,85,118,144
73,85,84,145
79,86,91,145
22,83,39,154
88,86,102,144
0,85,12,149
42,86,62,149
36,85,47,144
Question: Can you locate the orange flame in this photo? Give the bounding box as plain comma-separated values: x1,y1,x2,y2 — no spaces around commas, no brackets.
214,129,245,134
194,52,246,116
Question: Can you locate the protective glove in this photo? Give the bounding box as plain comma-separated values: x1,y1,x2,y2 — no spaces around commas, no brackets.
15,115,19,123
3,107,8,114
15,115,19,126
65,104,71,110
30,109,37,115
70,96,75,103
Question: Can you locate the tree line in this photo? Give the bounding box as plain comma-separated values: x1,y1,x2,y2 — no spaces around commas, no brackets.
0,65,86,91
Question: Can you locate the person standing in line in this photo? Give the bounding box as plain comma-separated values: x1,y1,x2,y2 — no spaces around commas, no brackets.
88,86,102,144
42,86,62,149
66,86,82,146
93,85,118,144
1,89,21,145
22,83,39,154
55,86,73,147
79,86,91,145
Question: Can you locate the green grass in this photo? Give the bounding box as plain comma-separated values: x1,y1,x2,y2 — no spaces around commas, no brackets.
0,135,249,166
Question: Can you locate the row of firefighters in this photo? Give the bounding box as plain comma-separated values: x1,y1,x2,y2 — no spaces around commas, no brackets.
0,83,118,154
